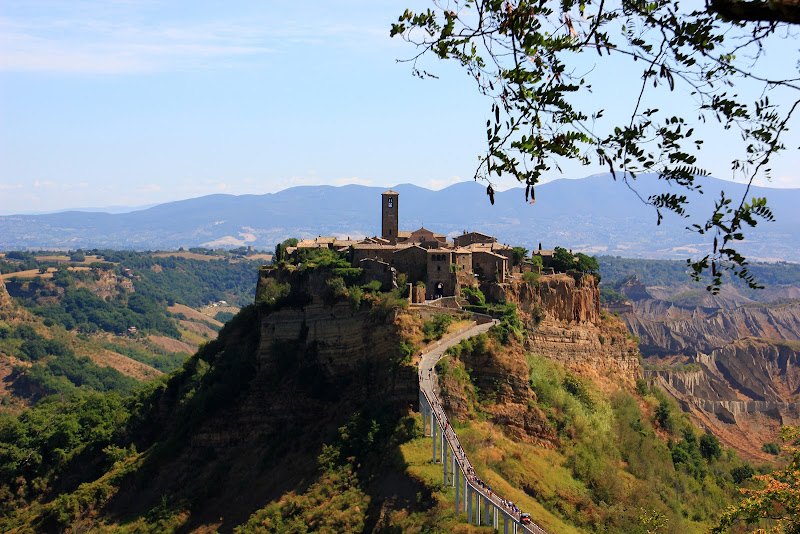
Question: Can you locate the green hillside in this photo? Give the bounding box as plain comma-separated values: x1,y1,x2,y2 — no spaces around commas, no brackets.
0,266,785,533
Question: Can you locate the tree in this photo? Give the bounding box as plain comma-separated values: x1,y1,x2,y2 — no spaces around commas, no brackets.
391,1,799,291
552,246,576,272
512,246,528,265
715,426,800,533
576,253,599,273
699,432,722,461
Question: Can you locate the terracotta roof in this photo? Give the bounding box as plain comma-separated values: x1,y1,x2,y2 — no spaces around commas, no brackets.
352,243,392,250
382,189,399,195
315,236,336,244
397,231,412,238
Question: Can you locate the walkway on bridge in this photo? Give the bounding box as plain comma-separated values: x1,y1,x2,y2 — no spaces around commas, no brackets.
416,317,547,534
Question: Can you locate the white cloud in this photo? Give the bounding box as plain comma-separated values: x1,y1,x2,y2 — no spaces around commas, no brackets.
0,3,394,74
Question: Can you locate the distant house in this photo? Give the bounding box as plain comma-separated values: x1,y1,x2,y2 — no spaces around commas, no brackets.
453,231,497,248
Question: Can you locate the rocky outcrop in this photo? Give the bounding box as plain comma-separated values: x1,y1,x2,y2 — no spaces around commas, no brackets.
0,277,9,308
501,272,600,324
500,274,640,385
619,275,651,301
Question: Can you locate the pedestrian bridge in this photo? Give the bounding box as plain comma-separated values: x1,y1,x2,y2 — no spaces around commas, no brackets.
417,318,547,534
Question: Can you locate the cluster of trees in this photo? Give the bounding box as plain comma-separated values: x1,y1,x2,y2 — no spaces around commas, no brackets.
23,287,180,338
0,324,138,398
96,249,261,307
552,247,600,274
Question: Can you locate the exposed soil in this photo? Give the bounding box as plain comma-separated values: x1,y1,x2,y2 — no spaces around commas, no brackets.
148,335,196,354
86,349,161,381
169,304,223,327
179,319,217,338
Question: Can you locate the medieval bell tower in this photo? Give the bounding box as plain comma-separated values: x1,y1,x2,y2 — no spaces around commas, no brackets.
381,190,399,243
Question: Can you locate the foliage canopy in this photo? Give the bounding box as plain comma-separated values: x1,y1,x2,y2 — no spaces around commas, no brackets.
391,0,800,291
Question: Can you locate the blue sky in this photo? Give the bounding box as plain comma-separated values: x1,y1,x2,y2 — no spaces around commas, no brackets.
1,0,798,214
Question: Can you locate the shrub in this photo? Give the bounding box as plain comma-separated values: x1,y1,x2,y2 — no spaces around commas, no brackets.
14,324,39,340
761,442,780,455
332,267,363,286
361,279,382,293
731,464,755,484
422,314,454,341
521,271,540,285
700,433,722,461
460,287,485,306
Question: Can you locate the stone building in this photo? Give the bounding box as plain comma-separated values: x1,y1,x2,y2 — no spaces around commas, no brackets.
453,231,496,248
290,190,517,300
382,190,399,243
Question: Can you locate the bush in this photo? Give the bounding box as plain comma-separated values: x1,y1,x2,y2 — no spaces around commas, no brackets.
14,324,39,340
460,287,485,306
332,267,363,286
422,314,454,341
521,271,540,285
700,433,722,461
761,441,780,455
731,464,755,484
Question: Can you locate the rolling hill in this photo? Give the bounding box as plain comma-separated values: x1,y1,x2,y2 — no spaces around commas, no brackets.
1,174,797,262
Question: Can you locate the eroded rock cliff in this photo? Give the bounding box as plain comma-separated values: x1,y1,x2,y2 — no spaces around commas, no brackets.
622,292,800,460
440,273,641,447
506,274,640,386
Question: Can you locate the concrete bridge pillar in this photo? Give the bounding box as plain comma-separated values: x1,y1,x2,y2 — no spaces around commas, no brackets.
441,426,446,465
503,513,509,534
455,468,460,513
442,442,448,485
463,474,468,514
467,486,473,523
432,421,437,463
483,496,490,526
476,493,481,525
451,449,456,486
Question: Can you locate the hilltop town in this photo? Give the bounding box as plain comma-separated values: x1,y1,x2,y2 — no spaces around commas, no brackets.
280,190,556,300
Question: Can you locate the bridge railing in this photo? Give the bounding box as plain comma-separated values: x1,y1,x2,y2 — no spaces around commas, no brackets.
419,374,547,534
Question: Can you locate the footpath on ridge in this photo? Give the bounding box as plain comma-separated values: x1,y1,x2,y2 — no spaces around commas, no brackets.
416,314,546,534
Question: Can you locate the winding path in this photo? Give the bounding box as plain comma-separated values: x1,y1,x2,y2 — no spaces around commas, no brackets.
416,316,547,534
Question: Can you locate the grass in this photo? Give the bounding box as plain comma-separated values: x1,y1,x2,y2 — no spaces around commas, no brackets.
400,415,582,534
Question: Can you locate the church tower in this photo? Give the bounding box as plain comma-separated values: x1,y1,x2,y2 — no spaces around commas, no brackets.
381,190,399,243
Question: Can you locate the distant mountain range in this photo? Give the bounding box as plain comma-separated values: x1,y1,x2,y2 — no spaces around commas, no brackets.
1,174,798,262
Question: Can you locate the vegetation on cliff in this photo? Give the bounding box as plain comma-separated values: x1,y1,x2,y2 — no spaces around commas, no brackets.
2,258,795,533
435,318,773,533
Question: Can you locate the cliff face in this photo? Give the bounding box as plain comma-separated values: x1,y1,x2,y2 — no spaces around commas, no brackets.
650,338,800,460
439,273,641,447
257,299,417,402
504,274,640,386
622,293,800,460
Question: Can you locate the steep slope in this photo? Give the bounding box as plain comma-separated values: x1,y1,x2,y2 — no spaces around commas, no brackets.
620,295,800,460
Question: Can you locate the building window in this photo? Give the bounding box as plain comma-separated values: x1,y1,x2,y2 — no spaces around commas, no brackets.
388,197,393,208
